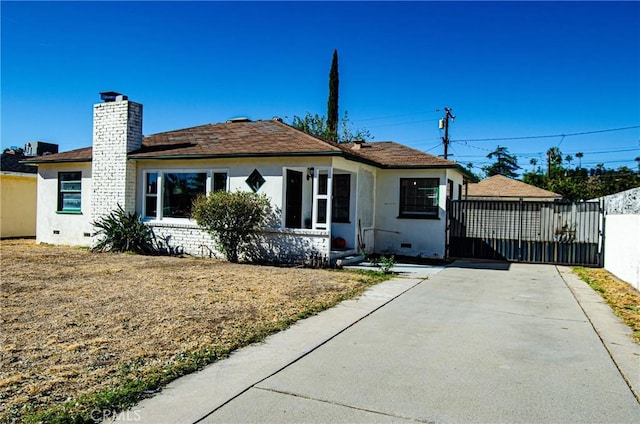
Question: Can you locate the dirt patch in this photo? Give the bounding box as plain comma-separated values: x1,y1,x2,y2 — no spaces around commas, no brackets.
573,266,640,343
0,239,383,421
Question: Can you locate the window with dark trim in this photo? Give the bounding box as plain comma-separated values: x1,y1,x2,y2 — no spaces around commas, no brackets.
213,172,228,192
399,178,439,219
163,172,207,218
144,171,228,220
58,171,82,212
332,174,351,223
447,179,454,200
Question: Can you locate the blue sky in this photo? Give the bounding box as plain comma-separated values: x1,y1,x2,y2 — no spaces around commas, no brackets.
2,1,639,175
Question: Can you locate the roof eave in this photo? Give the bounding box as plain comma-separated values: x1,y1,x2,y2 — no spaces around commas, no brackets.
128,151,345,161
21,158,92,165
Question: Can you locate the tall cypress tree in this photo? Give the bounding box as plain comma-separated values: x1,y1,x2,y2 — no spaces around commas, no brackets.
327,49,339,142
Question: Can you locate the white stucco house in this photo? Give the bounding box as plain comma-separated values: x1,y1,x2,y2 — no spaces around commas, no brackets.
26,92,475,264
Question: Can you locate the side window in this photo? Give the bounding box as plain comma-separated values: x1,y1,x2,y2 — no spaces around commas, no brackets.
213,172,228,192
58,171,82,212
447,179,454,200
145,172,158,218
399,178,439,219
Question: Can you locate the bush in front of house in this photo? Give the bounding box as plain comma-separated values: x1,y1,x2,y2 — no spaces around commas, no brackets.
192,190,270,263
92,205,158,254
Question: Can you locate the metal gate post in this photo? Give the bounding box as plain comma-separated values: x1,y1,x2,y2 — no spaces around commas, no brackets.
518,197,523,261
598,198,606,268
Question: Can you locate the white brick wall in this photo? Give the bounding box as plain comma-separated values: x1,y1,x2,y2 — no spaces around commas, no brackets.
149,221,330,264
91,100,142,223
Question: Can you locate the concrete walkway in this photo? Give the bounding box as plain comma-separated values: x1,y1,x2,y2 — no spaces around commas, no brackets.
122,261,640,423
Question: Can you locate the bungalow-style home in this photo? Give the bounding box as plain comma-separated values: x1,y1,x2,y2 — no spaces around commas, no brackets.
25,92,475,264
466,174,561,201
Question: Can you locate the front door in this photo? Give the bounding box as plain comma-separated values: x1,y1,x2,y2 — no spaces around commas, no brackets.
285,170,303,228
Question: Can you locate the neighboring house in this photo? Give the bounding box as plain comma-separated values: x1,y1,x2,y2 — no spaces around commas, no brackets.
25,92,475,264
1,143,58,238
1,151,38,238
466,174,562,201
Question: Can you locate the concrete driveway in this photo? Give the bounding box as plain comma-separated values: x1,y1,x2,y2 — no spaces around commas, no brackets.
128,261,640,423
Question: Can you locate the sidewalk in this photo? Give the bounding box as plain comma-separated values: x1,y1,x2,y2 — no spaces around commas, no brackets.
121,261,640,423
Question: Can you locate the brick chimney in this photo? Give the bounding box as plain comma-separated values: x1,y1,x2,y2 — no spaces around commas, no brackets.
91,92,143,223
351,139,366,150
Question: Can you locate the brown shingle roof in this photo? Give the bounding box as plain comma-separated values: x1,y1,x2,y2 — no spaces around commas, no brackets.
23,147,93,163
131,120,344,158
23,120,468,173
467,175,561,199
343,141,456,168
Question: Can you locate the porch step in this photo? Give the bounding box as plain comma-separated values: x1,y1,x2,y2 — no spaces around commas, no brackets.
333,254,365,268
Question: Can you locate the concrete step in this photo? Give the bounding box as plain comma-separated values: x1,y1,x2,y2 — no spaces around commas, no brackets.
334,254,365,268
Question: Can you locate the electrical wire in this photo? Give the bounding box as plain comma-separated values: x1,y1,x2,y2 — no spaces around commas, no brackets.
353,110,440,122
451,125,640,142
365,118,440,129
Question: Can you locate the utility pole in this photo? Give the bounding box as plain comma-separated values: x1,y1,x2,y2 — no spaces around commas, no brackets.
439,107,455,159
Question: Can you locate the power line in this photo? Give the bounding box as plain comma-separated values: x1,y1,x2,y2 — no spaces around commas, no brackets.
424,142,443,153
354,110,440,122
365,118,440,129
451,125,640,142
451,142,638,158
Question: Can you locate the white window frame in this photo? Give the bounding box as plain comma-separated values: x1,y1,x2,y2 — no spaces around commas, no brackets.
312,167,332,230
141,168,228,222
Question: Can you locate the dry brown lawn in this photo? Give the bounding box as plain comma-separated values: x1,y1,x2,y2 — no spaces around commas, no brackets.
573,266,640,343
0,239,384,422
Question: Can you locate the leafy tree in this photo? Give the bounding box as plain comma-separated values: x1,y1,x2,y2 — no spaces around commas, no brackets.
2,147,24,155
565,155,573,167
547,147,562,166
522,149,640,201
482,145,520,178
192,191,270,263
92,205,157,254
338,111,372,143
290,111,371,143
576,152,584,168
291,113,329,139
327,49,339,142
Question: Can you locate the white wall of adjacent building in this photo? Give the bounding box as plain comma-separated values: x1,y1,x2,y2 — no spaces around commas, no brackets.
601,187,640,290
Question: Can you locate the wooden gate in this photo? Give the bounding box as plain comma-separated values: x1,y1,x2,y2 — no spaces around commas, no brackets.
447,199,604,266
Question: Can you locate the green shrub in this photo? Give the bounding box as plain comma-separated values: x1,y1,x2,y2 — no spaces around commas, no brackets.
369,254,396,274
92,205,157,254
191,191,270,263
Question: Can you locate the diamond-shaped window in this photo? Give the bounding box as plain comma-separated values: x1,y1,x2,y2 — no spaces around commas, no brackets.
246,169,265,193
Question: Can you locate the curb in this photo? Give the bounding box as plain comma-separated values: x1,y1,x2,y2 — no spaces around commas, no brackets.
557,266,640,404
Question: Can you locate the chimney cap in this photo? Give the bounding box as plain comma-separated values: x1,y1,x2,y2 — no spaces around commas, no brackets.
100,91,128,102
